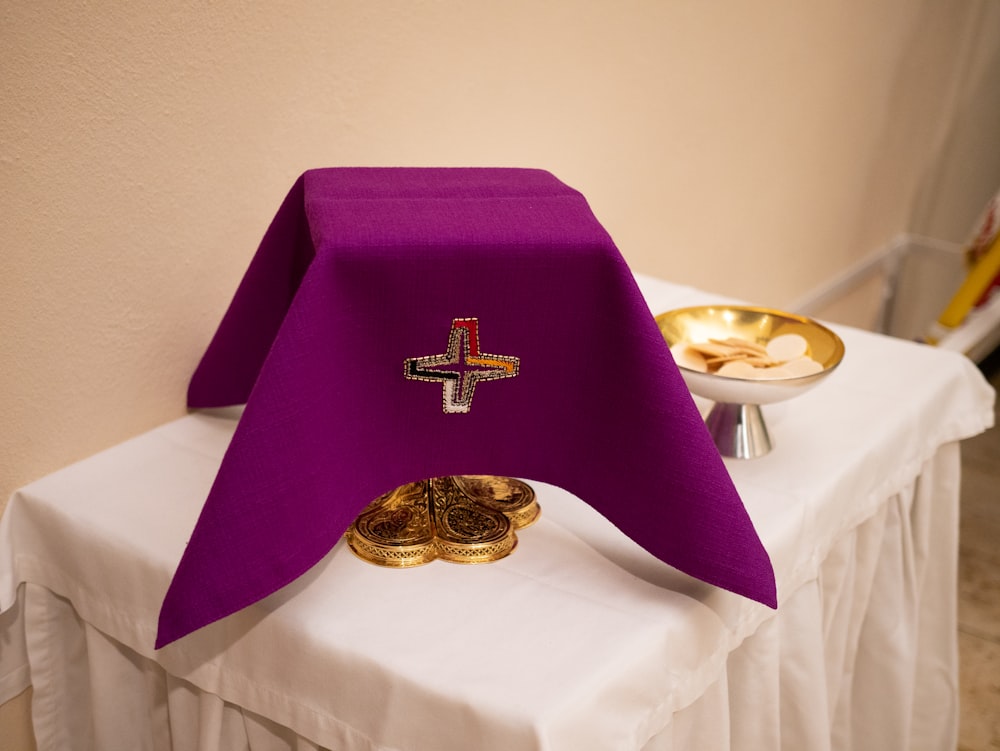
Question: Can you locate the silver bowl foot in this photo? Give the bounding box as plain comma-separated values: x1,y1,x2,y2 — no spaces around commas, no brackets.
705,403,772,459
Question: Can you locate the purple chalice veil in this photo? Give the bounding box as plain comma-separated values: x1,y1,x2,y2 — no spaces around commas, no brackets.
156,168,776,648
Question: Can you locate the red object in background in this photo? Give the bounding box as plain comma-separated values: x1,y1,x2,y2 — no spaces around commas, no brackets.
967,197,1000,307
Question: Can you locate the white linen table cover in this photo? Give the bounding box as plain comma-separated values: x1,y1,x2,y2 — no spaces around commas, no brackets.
0,274,994,751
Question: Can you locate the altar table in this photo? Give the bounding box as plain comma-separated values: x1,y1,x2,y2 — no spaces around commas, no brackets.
0,275,994,751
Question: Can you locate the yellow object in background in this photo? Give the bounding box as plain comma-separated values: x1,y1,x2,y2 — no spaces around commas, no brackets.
926,231,1000,344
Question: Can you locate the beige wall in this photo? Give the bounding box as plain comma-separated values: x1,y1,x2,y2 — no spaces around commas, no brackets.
2,1,999,745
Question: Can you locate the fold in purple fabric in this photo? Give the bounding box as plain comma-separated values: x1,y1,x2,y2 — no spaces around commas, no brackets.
156,168,776,648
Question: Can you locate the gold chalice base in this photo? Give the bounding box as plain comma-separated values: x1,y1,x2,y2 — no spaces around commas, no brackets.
346,476,540,567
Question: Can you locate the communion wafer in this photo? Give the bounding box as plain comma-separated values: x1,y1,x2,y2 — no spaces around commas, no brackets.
716,360,760,378
670,343,709,372
710,337,769,356
765,333,809,362
781,356,824,377
672,334,821,381
685,340,744,359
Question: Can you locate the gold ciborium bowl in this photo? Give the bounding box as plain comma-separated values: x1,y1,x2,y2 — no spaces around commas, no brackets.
655,305,845,459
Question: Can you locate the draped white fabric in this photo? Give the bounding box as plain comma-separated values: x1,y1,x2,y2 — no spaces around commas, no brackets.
0,275,993,750
0,446,967,751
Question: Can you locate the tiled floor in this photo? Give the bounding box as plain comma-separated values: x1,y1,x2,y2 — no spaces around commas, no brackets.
958,347,1000,751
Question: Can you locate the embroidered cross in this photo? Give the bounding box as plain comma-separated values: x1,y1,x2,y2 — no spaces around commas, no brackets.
404,318,519,413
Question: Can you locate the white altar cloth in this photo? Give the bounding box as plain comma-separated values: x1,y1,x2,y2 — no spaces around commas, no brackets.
0,275,994,751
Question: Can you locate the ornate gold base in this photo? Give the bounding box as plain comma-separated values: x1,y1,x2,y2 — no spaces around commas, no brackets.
346,476,540,567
